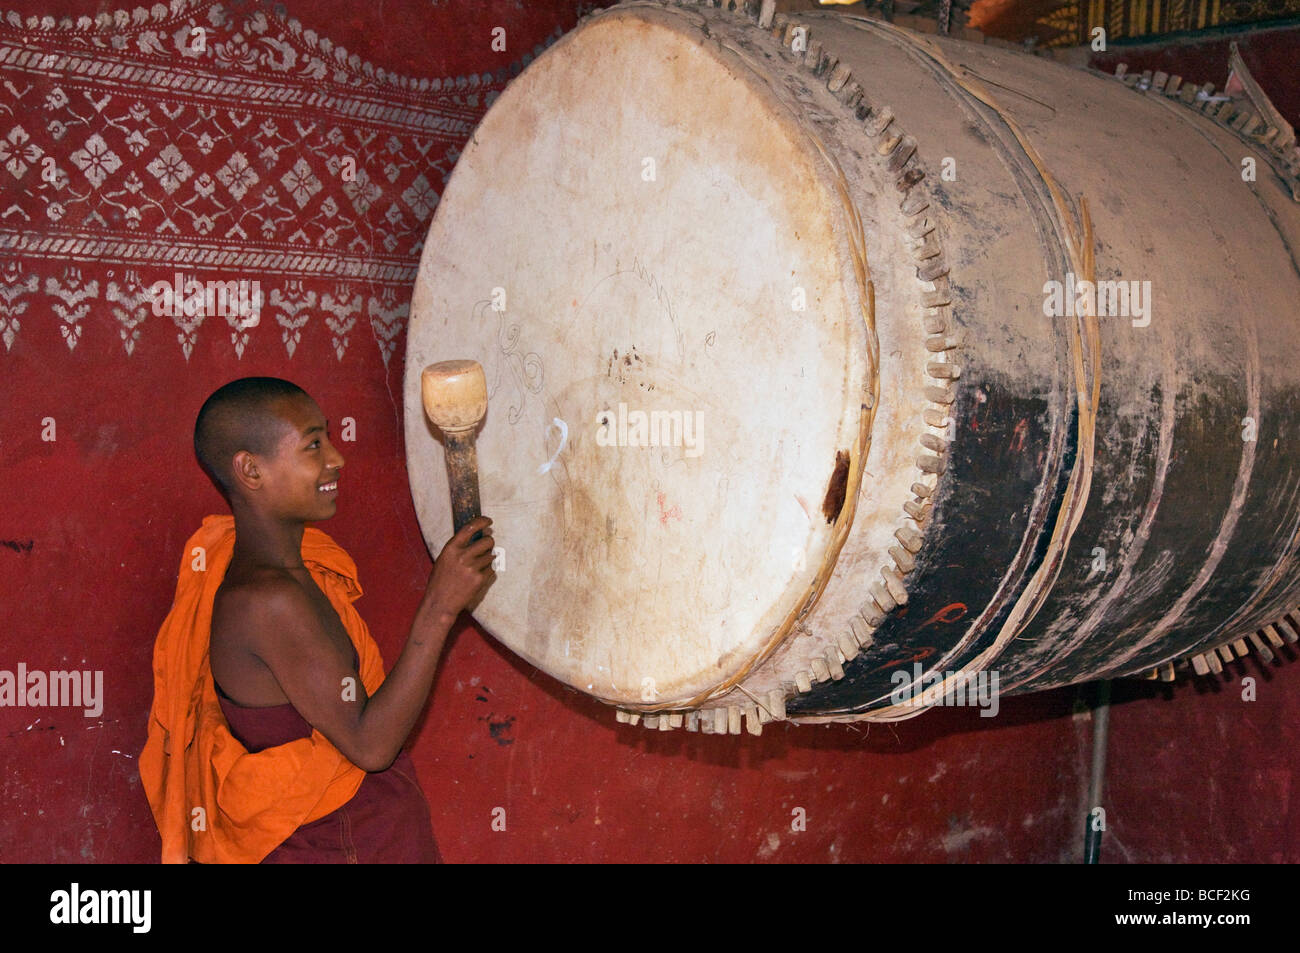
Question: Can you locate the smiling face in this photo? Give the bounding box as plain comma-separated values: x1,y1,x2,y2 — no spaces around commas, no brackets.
239,393,345,522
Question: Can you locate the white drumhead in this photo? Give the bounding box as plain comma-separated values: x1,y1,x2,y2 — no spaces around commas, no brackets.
405,7,872,706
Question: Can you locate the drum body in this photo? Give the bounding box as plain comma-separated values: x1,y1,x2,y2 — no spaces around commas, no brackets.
405,0,1300,730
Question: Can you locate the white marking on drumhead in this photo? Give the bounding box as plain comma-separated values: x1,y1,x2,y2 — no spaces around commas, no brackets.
537,417,568,474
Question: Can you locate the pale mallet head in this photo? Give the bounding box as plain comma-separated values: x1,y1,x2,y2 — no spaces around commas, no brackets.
421,359,487,434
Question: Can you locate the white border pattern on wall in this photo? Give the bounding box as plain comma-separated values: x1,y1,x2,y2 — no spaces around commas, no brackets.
0,0,571,362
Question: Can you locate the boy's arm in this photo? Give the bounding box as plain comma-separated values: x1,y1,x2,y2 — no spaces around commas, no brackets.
242,516,495,772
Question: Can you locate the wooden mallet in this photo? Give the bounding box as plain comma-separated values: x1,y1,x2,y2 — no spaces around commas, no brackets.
421,359,488,539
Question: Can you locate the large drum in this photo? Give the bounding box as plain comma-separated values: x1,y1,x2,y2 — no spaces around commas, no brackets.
404,0,1300,731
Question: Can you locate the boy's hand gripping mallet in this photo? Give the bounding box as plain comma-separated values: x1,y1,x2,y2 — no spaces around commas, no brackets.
421,360,487,541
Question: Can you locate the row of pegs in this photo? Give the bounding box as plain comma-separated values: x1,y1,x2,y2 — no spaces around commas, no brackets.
615,688,787,735
612,0,952,734
1111,63,1300,189
1145,611,1300,680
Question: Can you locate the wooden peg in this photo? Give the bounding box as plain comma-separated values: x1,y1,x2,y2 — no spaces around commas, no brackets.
769,690,787,721
827,649,845,680
1247,631,1274,663
849,614,875,648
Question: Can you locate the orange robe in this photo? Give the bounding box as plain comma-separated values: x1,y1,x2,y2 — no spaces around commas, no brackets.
138,515,386,864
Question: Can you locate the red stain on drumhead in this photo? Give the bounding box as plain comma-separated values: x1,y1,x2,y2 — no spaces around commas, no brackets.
821,450,850,524
656,491,681,525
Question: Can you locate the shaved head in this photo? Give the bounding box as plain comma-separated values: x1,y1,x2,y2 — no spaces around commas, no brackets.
194,377,311,497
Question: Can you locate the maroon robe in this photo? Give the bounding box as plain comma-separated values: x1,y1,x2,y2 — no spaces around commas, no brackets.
216,666,442,864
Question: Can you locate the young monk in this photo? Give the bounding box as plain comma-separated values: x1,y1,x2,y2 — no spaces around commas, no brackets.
140,377,494,863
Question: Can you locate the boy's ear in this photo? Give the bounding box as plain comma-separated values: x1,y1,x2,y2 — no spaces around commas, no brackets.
230,450,263,494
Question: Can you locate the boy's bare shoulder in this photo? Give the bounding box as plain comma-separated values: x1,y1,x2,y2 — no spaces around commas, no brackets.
213,567,315,642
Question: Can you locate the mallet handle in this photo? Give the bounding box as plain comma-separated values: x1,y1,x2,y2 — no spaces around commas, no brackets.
443,429,482,537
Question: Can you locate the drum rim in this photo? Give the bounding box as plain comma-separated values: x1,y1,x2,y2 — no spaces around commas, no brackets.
601,1,971,730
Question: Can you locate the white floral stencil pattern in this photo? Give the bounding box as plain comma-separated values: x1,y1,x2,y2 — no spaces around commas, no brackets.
0,0,567,361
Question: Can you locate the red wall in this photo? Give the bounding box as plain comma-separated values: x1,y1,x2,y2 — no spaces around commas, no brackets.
0,0,1293,864
1105,666,1300,863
